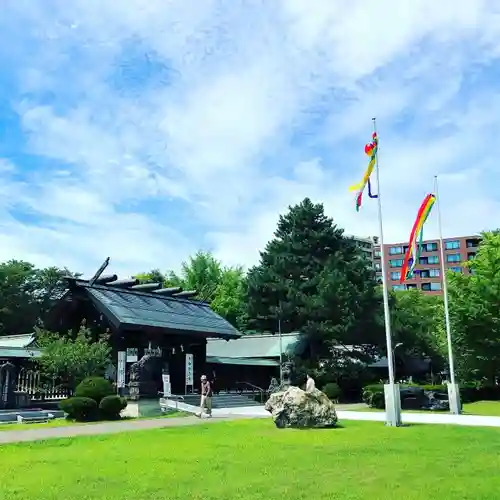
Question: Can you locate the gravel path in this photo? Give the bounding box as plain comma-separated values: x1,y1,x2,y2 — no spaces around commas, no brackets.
0,415,240,444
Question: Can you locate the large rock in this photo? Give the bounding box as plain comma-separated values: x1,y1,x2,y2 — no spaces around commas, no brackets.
265,386,338,429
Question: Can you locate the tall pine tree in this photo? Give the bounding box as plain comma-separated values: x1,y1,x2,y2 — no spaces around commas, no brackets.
245,198,383,362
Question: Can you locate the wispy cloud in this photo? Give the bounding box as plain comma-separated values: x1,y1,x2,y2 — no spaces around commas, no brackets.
1,0,500,276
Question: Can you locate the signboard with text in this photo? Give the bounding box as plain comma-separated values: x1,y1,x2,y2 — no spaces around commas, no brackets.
162,373,171,397
185,353,194,387
117,351,126,388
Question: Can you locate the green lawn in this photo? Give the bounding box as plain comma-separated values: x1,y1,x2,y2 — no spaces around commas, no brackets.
356,400,500,416
0,410,188,432
1,419,500,499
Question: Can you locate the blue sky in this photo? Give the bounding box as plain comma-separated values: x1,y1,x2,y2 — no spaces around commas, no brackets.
1,0,500,278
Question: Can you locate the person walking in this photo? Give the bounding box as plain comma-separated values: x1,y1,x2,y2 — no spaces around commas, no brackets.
197,374,213,418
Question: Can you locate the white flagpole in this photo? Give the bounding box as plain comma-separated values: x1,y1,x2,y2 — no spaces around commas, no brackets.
372,118,401,426
434,175,461,414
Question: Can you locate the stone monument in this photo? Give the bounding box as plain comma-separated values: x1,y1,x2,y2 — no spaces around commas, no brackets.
265,386,338,429
128,354,158,401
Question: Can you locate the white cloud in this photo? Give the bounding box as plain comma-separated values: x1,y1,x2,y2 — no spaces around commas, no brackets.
0,0,500,277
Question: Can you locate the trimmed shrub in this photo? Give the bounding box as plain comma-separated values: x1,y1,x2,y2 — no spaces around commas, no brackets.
361,382,500,408
99,395,128,420
74,377,114,404
370,391,385,409
60,397,98,421
322,382,341,401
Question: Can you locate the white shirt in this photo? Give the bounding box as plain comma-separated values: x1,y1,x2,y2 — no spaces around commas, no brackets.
306,377,315,392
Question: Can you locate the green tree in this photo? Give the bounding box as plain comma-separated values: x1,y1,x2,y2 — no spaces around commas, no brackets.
165,251,224,300
0,260,77,336
447,231,500,383
244,198,383,362
211,267,246,327
390,289,446,374
138,252,246,327
135,269,165,284
36,323,112,390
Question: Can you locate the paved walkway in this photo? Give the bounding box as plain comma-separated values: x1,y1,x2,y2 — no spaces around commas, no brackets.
217,406,500,427
0,415,249,445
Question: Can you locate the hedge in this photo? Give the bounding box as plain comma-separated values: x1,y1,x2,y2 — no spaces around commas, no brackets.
99,395,128,420
60,397,98,421
74,377,114,404
362,383,500,408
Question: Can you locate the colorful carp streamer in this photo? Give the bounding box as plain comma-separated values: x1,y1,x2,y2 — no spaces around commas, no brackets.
349,132,379,211
400,193,437,282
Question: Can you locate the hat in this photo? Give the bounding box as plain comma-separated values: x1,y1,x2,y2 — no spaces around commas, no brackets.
201,375,207,380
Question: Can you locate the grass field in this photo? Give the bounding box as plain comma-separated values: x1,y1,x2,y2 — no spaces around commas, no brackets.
1,419,500,500
357,400,500,416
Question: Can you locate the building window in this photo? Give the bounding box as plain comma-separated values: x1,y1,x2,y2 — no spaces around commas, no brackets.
450,266,462,273
389,259,404,268
466,238,480,248
406,284,417,290
420,269,430,278
467,252,476,260
421,282,442,291
447,253,461,263
425,242,438,252
392,284,406,291
445,240,460,250
374,262,381,271
429,269,440,277
389,246,404,255
428,255,439,264
374,250,381,258
390,271,401,280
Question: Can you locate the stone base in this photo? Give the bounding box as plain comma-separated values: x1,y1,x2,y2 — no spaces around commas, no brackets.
447,383,461,415
384,383,402,427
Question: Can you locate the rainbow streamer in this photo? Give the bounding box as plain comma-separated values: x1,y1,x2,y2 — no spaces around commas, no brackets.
349,132,379,211
400,193,436,283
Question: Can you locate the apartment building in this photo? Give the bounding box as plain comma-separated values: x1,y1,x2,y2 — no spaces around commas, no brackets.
348,235,377,263
373,235,481,294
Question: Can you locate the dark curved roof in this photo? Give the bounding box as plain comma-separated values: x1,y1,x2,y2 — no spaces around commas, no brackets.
63,279,241,339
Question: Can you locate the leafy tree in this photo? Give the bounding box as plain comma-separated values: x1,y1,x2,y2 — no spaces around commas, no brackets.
135,269,166,284
210,267,246,328
390,289,446,372
36,323,112,390
447,231,500,384
0,260,77,336
244,198,383,363
165,251,224,300
138,251,246,327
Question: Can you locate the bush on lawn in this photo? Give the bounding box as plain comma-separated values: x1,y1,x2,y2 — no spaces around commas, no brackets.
74,376,114,404
362,383,500,408
322,382,341,401
99,395,128,420
60,397,98,421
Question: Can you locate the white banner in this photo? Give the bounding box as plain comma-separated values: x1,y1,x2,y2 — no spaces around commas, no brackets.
117,351,126,388
185,353,194,386
162,373,171,397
